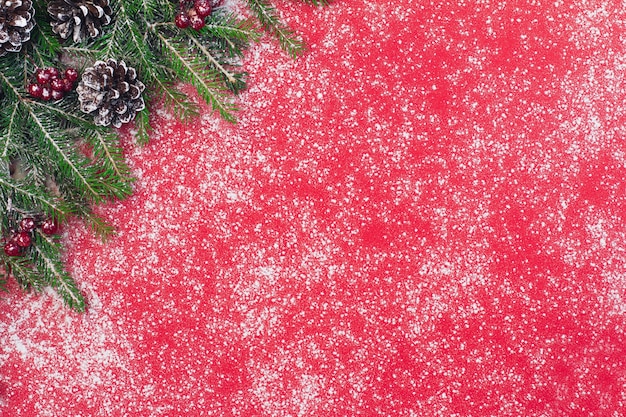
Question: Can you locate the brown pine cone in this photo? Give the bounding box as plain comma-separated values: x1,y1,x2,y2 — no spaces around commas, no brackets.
0,0,35,56
47,0,112,42
76,59,146,128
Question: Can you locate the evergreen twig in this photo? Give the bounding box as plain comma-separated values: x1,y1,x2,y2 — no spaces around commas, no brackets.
31,231,85,311
244,0,306,57
0,0,330,310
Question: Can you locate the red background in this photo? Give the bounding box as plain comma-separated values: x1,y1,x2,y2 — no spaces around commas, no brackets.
2,0,626,415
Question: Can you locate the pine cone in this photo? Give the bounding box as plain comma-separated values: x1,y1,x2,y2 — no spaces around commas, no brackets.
47,0,112,43
0,0,35,56
76,59,146,128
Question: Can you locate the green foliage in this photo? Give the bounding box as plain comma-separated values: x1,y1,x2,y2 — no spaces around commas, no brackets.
245,0,305,58
31,230,85,311
0,0,330,310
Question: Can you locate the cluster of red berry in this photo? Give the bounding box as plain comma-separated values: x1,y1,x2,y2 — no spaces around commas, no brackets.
3,217,58,257
175,0,213,30
28,67,79,101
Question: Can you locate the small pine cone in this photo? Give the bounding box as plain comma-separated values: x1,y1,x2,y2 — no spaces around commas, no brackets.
0,0,35,57
76,59,146,128
47,0,112,43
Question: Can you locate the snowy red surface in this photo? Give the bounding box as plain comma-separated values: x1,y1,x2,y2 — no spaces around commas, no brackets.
2,0,626,415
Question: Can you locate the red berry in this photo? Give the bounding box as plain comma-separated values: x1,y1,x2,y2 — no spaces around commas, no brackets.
194,0,212,18
41,87,52,101
50,78,65,92
20,217,35,232
62,78,75,92
175,11,191,28
191,17,205,31
44,67,59,80
41,219,58,235
4,241,21,256
35,69,50,85
28,83,43,98
14,231,31,248
51,89,64,100
64,68,79,82
188,9,205,30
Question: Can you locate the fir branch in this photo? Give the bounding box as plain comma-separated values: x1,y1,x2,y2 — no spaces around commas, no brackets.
150,17,254,113
188,35,239,87
155,30,238,122
154,81,201,121
86,129,133,182
0,174,73,221
134,106,152,145
25,104,104,202
4,255,44,291
23,102,132,202
142,62,200,125
204,13,262,53
142,0,176,22
101,0,144,60
31,231,85,311
29,0,63,66
74,205,116,241
84,213,116,241
0,54,25,101
16,151,50,190
244,0,305,57
141,0,159,21
105,2,154,76
295,0,331,5
30,19,63,62
29,98,95,129
0,102,22,160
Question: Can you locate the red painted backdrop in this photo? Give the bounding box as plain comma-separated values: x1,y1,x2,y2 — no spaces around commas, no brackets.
2,0,626,415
